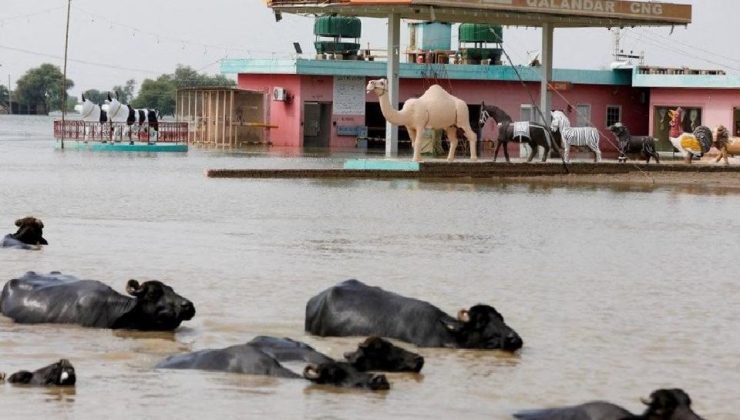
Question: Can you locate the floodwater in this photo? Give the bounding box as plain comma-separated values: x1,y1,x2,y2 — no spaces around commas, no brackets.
0,115,737,419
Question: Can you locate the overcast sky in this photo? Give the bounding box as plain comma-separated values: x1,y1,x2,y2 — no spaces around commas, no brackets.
1,0,738,98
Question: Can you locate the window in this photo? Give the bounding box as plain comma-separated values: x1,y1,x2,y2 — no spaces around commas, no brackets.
576,104,592,127
606,105,621,127
520,105,533,122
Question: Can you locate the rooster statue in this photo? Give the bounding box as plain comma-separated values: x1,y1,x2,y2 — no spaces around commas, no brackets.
668,107,713,164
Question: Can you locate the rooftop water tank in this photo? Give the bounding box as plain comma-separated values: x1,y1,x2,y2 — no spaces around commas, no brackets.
458,24,503,44
313,16,362,58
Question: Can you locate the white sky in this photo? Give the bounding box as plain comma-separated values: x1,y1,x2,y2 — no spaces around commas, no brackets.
1,0,738,97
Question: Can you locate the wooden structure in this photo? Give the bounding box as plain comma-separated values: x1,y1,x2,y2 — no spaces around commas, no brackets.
176,87,275,148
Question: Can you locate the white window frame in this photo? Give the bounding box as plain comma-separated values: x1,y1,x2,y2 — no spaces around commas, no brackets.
606,105,622,127
520,104,535,122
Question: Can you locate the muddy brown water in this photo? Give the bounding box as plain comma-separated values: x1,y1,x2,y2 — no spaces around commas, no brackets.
0,115,738,419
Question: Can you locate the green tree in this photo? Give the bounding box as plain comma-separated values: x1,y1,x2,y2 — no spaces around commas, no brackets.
14,63,74,114
132,65,234,116
112,79,135,103
0,84,8,108
81,89,107,104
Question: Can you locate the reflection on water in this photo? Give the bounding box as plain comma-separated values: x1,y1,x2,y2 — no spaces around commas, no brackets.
0,115,738,419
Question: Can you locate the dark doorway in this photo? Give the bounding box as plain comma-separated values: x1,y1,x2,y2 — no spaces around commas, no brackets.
303,102,331,148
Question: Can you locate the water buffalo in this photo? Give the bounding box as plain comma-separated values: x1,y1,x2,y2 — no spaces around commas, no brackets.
0,271,195,331
513,389,704,420
1,359,76,386
155,338,390,391
305,279,523,351
249,335,424,373
1,217,48,249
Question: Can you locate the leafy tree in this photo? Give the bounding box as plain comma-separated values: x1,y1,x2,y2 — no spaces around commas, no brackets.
81,89,107,104
14,63,74,114
112,79,135,103
132,65,234,116
0,84,8,108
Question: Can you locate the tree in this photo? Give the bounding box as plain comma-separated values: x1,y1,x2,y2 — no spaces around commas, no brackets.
132,65,234,116
0,84,8,108
81,89,107,104
14,63,74,114
112,79,135,103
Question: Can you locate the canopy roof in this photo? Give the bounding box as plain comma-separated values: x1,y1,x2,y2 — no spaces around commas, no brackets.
266,0,691,28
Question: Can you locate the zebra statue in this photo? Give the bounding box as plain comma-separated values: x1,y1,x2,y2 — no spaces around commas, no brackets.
550,110,602,163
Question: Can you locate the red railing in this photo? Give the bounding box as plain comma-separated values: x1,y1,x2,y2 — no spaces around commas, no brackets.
53,121,189,143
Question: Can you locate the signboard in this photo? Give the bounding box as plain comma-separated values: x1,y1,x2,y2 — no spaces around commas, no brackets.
548,81,573,91
333,76,366,116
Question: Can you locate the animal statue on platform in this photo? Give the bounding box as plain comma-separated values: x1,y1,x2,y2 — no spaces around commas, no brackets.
105,92,136,143
713,125,732,165
74,94,108,140
550,110,602,163
132,107,161,143
668,107,713,164
366,78,477,162
478,102,554,163
607,122,660,164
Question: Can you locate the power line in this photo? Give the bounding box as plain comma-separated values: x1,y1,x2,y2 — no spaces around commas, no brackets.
0,6,65,24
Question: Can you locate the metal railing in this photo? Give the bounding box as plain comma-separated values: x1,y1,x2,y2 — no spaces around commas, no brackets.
53,121,189,143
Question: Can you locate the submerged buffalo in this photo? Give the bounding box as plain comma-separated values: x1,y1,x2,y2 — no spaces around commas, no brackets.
0,271,195,330
1,217,48,249
305,279,523,351
513,389,704,420
1,359,76,386
155,336,392,391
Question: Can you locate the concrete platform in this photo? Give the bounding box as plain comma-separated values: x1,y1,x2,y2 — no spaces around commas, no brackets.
206,160,740,179
55,141,188,153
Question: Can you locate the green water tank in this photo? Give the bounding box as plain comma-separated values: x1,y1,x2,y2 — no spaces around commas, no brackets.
459,24,503,43
314,16,362,38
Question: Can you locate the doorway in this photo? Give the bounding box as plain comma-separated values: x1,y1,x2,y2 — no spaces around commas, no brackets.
303,102,331,148
734,107,740,136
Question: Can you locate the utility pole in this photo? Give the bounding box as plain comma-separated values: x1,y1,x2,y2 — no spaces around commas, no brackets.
60,0,72,149
8,74,12,115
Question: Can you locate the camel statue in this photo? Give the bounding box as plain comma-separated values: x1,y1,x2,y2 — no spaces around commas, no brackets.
366,79,477,162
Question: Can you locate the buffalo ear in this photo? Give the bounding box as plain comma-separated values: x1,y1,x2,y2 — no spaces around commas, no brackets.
126,279,143,296
441,318,463,333
14,218,23,227
36,219,44,229
303,365,320,380
108,92,112,102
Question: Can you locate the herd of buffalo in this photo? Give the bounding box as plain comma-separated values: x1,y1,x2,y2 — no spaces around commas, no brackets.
1,216,705,419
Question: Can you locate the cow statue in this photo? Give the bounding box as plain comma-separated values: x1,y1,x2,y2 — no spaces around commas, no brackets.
1,217,48,250
305,279,523,351
0,271,195,331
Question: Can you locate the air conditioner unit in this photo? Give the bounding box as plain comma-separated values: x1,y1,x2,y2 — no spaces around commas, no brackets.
273,87,287,101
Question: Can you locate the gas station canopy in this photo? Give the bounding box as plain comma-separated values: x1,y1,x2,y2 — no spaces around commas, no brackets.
266,0,691,28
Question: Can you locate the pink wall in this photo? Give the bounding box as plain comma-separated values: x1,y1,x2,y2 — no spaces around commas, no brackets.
238,73,650,153
649,88,740,135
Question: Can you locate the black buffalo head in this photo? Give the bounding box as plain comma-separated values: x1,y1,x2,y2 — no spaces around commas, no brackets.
303,362,389,391
343,337,424,373
640,389,704,420
124,279,195,330
12,217,48,245
443,304,523,351
7,359,76,386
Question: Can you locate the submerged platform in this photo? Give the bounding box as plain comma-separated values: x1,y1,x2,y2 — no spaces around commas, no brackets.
207,160,740,179
55,141,188,153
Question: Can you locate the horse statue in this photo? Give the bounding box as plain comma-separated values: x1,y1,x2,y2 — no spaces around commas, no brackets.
550,110,601,163
104,92,136,143
74,94,108,141
478,102,554,163
607,122,660,164
668,107,712,164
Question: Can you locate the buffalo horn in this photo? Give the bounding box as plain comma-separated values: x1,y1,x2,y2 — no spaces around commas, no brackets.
126,279,143,296
457,309,470,323
303,365,320,380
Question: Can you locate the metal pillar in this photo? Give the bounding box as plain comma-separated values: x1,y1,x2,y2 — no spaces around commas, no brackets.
385,12,400,157
539,22,554,125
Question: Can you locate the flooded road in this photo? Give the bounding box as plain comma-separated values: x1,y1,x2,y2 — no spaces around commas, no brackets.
0,115,738,419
